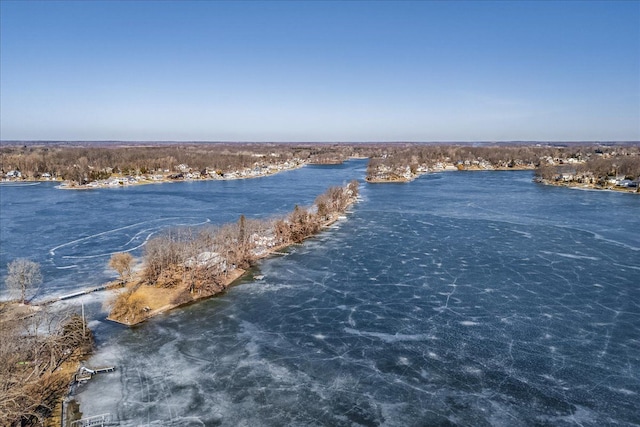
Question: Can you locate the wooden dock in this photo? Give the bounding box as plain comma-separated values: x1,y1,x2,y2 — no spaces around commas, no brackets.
70,413,114,427
36,282,124,306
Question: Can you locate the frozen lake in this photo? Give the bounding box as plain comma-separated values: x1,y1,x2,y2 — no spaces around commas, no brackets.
1,162,639,425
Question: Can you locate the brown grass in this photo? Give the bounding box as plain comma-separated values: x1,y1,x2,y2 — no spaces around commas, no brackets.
107,268,245,325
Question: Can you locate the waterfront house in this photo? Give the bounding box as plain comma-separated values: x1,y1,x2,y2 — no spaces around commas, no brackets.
185,252,227,271
616,179,635,188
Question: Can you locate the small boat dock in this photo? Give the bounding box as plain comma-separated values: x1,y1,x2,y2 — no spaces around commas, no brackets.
69,413,115,427
74,366,116,383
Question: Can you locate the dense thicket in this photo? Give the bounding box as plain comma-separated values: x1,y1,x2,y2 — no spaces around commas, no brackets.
0,309,93,426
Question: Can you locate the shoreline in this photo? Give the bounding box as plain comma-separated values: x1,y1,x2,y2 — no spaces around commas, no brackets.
366,164,536,183
56,162,306,190
0,162,307,190
535,178,639,194
0,301,93,426
367,166,639,194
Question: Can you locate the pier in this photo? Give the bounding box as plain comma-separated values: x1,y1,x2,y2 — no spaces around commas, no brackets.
69,413,114,427
74,366,116,383
36,282,124,306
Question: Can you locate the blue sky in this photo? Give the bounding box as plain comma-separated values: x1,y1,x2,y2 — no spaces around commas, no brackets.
1,1,638,142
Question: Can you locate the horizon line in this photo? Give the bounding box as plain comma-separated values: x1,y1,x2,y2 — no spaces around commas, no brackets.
2,140,639,145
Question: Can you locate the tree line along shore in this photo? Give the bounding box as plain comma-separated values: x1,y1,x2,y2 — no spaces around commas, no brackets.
0,303,93,427
364,144,640,191
1,257,94,426
0,143,360,187
1,142,639,192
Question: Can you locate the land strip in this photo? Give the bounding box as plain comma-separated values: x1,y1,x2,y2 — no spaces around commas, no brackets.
106,181,360,326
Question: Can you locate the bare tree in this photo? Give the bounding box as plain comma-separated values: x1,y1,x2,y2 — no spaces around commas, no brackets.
109,252,134,283
5,259,42,304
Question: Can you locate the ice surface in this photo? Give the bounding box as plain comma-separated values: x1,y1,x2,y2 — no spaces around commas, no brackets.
3,166,639,425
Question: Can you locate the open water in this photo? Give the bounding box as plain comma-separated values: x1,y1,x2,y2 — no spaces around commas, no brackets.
1,160,639,426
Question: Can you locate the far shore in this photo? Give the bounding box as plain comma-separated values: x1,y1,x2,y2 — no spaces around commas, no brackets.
57,163,306,190
535,178,639,194
366,163,536,183
0,161,309,190
366,165,639,194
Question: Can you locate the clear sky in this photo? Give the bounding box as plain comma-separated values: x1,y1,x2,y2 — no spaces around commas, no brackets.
1,1,638,142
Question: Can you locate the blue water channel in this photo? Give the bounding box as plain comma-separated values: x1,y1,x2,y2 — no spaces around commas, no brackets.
1,160,638,426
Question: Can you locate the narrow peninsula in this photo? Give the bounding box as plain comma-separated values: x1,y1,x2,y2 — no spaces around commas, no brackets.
107,181,359,325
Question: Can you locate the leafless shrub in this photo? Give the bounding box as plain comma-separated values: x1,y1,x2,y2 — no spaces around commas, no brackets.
0,307,93,425
5,259,42,304
109,252,134,282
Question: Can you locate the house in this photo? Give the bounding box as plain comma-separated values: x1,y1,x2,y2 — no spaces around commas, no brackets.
609,174,626,185
616,179,636,188
185,252,226,271
6,170,21,178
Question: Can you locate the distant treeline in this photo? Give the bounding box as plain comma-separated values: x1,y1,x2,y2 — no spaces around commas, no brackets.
0,143,367,183
365,144,640,182
534,154,640,184
2,142,639,185
109,181,359,322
